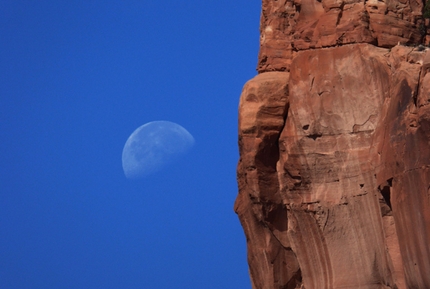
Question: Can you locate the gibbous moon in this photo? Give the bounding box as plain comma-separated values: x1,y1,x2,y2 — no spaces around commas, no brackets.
122,121,195,179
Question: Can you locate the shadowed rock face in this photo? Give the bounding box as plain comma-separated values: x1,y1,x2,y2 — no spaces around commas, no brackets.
235,2,430,287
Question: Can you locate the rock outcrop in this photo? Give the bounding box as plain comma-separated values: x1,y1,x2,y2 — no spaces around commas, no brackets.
258,0,426,72
235,1,430,288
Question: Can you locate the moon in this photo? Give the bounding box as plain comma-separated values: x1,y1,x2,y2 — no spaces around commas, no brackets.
122,121,195,179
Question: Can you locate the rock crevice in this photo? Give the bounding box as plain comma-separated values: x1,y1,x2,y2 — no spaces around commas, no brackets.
236,8,430,286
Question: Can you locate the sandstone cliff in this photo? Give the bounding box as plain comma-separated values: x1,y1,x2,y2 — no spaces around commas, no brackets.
235,1,430,288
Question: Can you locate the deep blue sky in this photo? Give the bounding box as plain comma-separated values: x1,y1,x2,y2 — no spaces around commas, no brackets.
0,1,260,288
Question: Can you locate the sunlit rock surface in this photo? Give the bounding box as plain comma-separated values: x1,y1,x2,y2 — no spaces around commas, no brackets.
235,1,430,288
257,0,425,72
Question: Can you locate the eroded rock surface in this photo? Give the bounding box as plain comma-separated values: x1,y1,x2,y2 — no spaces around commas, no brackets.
258,0,425,72
236,28,430,289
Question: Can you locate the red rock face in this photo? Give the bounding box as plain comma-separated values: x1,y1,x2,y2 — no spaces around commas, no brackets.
235,3,430,287
258,0,425,72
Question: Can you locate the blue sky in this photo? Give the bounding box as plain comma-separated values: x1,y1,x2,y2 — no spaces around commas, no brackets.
0,1,260,288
